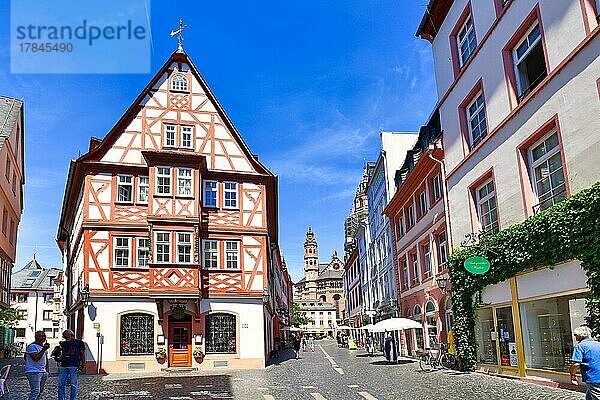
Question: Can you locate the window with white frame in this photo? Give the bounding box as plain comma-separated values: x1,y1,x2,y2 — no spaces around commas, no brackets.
117,175,133,202
138,176,149,203
177,232,192,263
155,232,170,263
171,74,189,92
114,237,130,267
476,180,499,233
457,16,476,66
402,260,409,289
224,182,237,208
137,237,150,267
419,192,428,216
432,174,442,201
177,168,193,196
529,131,566,213
204,180,217,207
225,241,239,269
467,93,487,148
437,231,448,268
412,253,420,284
203,240,218,269
181,126,193,148
156,167,171,195
513,23,547,100
408,205,415,227
398,216,405,237
165,124,176,147
423,244,432,278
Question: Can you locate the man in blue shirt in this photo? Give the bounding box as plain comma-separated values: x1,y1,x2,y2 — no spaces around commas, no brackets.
25,331,50,400
571,325,600,400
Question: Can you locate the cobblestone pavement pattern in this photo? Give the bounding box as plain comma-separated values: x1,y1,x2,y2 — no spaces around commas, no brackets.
1,340,585,399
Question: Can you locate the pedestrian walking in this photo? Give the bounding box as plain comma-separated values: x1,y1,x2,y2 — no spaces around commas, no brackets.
308,336,315,352
292,334,301,359
57,329,87,400
384,333,398,363
570,325,600,400
301,336,307,352
25,331,50,400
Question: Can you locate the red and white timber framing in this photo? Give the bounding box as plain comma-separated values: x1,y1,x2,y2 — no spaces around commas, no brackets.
57,49,291,373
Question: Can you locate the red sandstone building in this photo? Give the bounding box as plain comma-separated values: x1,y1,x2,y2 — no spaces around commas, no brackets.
384,111,453,356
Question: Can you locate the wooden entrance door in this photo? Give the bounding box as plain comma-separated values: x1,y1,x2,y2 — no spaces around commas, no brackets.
169,322,192,367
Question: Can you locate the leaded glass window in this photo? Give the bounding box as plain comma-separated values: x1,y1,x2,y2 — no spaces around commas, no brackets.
120,313,154,356
205,313,236,354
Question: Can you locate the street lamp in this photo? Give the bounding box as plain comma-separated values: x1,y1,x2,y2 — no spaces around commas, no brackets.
436,276,449,294
262,287,270,304
79,284,90,307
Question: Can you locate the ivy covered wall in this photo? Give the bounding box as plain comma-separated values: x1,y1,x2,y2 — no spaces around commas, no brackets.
447,181,600,370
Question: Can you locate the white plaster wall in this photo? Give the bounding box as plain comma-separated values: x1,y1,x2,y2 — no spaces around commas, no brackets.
205,298,265,359
479,279,512,305
381,132,418,199
432,0,586,108
516,260,588,300
82,299,160,364
446,39,600,245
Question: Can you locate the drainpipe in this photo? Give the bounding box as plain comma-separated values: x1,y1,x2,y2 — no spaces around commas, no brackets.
428,142,453,249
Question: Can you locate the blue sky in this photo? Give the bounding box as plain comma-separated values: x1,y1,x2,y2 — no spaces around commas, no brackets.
0,1,437,282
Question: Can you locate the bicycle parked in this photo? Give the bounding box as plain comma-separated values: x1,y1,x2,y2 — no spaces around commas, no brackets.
419,343,458,372
4,342,23,358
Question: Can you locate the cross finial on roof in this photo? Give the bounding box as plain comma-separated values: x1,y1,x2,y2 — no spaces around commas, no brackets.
170,19,188,53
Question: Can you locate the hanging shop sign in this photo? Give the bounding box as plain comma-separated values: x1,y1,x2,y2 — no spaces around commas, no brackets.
464,256,491,274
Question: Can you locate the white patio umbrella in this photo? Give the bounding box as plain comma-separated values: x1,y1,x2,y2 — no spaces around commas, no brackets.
358,324,376,331
371,317,423,332
336,325,353,330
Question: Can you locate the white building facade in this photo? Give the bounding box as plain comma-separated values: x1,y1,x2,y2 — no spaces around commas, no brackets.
365,132,416,321
11,258,64,349
418,0,600,383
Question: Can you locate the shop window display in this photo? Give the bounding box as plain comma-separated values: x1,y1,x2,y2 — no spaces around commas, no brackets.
520,295,587,372
475,308,498,364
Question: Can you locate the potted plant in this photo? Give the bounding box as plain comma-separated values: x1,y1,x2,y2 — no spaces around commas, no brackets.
155,347,167,364
193,348,205,363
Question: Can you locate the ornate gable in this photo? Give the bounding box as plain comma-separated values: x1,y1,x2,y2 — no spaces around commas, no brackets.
82,51,270,175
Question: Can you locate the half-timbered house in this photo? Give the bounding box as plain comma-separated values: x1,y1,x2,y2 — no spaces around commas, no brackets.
57,48,292,373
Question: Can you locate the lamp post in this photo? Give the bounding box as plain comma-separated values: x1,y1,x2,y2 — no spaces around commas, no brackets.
436,276,449,294
79,284,90,307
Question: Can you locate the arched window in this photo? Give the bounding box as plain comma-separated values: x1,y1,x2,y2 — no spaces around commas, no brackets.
413,305,424,351
205,313,236,354
120,313,154,356
171,74,189,92
425,301,438,348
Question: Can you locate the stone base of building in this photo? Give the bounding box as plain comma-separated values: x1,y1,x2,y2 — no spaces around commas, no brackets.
88,355,265,374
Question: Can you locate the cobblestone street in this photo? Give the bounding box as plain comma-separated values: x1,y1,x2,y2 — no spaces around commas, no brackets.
1,340,586,399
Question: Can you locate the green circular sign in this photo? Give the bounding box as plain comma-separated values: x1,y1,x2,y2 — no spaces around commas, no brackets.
464,256,491,274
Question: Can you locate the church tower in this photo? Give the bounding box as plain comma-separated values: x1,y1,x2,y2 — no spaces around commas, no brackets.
304,227,319,299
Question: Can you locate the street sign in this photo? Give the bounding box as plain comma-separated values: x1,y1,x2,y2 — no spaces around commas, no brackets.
93,323,101,329
464,256,491,274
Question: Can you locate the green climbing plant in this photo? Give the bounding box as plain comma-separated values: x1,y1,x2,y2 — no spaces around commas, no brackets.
447,181,600,371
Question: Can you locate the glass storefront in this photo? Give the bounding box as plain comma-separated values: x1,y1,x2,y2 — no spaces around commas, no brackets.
476,292,589,373
475,308,499,365
520,295,587,372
